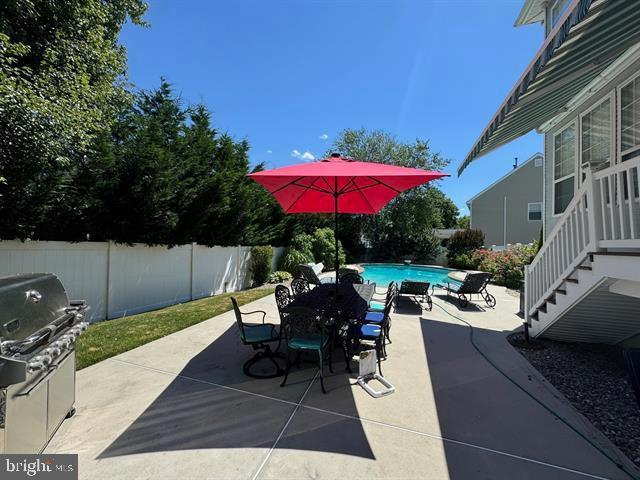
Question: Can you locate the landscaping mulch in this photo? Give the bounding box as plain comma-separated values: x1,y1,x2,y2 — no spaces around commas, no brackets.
508,332,640,468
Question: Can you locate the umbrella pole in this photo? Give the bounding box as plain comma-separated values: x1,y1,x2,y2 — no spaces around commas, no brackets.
334,178,339,283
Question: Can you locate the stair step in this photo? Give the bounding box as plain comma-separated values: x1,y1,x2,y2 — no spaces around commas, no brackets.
545,294,556,304
538,303,547,313
556,288,567,295
589,251,640,257
577,265,592,271
531,311,539,321
565,278,579,284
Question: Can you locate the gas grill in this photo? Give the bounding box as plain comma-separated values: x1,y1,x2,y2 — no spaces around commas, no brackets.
0,273,89,453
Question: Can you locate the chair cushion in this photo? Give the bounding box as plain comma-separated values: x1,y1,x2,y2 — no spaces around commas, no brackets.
359,324,382,338
320,277,336,284
365,311,384,323
244,324,279,343
369,301,385,311
288,335,326,350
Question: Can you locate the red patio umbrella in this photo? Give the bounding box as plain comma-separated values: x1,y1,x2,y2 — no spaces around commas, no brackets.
249,153,449,279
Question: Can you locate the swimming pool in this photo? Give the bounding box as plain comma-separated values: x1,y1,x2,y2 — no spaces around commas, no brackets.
361,263,460,287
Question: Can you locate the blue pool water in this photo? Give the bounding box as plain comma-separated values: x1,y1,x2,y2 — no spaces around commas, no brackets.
361,263,459,287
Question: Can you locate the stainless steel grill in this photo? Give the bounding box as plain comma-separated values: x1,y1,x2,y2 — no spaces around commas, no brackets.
0,273,89,453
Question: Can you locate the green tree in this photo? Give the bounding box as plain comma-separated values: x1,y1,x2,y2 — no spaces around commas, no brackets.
328,128,453,261
456,215,470,229
0,0,147,240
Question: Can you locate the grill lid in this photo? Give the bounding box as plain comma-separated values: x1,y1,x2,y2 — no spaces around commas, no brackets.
0,273,71,342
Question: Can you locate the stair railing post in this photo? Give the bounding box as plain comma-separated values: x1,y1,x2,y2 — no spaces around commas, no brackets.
585,168,603,252
524,264,530,324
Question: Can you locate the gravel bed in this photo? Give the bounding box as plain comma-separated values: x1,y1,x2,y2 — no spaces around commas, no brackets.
508,332,640,468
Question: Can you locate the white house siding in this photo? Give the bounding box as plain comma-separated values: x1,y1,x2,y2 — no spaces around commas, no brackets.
543,57,640,238
468,155,543,247
0,241,284,322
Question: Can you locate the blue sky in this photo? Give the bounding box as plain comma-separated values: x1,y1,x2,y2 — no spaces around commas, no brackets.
120,0,544,215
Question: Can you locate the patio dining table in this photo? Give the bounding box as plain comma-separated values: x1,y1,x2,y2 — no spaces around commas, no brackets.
281,282,375,371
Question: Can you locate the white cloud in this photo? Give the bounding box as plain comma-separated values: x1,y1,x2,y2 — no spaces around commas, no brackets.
319,133,329,140
266,150,272,154
292,149,315,161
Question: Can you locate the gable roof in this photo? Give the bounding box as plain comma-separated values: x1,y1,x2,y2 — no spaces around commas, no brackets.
466,152,543,206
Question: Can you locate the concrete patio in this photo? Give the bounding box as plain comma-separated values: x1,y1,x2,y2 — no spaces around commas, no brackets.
47,285,638,480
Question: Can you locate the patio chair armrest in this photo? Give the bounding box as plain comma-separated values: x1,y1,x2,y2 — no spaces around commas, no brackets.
240,310,267,323
244,321,277,330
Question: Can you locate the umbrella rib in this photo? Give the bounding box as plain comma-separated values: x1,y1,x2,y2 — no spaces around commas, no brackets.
320,176,336,194
293,180,332,195
285,177,322,213
270,176,306,195
368,176,402,193
337,177,357,195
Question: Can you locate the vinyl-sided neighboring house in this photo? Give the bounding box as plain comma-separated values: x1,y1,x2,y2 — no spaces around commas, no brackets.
460,0,640,345
467,153,543,248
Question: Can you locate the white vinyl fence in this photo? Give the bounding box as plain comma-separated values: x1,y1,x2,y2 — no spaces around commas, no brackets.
0,241,285,322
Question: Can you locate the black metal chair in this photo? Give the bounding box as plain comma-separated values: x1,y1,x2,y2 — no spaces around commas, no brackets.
340,272,364,284
275,284,292,309
290,277,310,296
398,280,432,311
274,284,292,323
444,272,496,308
369,281,396,312
231,297,284,378
280,306,333,393
298,264,335,286
338,267,359,277
358,290,395,375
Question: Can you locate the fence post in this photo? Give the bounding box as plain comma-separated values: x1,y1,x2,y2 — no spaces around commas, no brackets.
190,243,195,301
105,240,112,320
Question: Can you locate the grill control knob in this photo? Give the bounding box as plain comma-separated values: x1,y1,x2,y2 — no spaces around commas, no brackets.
28,361,45,372
32,355,52,366
42,346,61,357
58,337,72,349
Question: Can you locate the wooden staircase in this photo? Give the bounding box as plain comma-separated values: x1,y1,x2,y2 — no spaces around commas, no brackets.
524,157,640,341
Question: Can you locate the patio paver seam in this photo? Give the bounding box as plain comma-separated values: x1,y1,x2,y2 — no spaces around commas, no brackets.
108,357,300,407
107,356,610,480
250,372,319,480
296,403,612,480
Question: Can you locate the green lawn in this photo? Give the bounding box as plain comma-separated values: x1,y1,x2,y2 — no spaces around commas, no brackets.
76,288,275,370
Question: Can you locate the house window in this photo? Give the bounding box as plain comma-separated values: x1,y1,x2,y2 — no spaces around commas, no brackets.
620,74,640,160
553,124,576,215
551,0,571,27
528,202,542,221
581,97,611,169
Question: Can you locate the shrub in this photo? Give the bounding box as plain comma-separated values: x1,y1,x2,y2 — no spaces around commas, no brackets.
291,233,314,258
277,248,314,274
447,229,484,265
250,246,273,285
312,227,346,271
472,244,537,288
267,271,293,284
449,252,480,270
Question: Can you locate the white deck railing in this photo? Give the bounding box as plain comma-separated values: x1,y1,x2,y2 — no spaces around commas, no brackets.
524,155,640,320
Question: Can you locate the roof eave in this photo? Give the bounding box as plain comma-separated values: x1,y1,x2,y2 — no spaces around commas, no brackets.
515,0,546,27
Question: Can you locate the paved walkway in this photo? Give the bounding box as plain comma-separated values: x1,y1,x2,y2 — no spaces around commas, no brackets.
47,285,639,480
